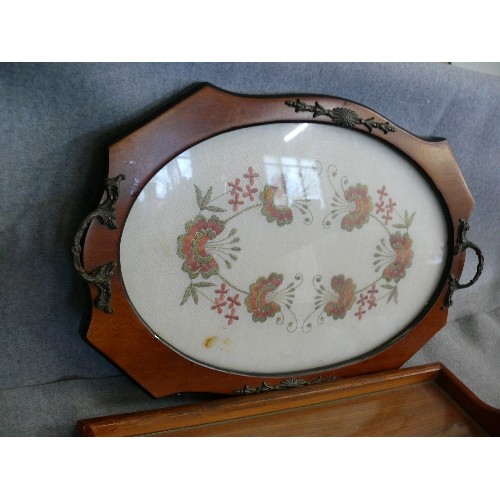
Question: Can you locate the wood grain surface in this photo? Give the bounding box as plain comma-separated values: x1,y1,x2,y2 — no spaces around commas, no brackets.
77,364,499,437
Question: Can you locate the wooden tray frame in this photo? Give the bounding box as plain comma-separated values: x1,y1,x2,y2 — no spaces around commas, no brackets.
77,364,500,436
78,84,478,398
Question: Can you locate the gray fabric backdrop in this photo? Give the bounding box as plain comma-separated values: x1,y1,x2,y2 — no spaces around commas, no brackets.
1,63,498,436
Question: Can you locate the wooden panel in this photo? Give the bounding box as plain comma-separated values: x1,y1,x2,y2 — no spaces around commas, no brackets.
154,383,486,437
76,364,498,437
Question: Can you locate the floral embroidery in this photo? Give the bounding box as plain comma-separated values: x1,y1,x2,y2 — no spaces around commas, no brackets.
177,215,225,279
260,185,293,226
243,166,259,185
245,273,284,322
323,166,374,231
225,308,239,325
340,184,373,231
381,232,414,282
177,166,305,330
303,168,417,327
324,275,357,319
354,283,378,320
227,168,258,212
211,297,227,314
177,162,417,331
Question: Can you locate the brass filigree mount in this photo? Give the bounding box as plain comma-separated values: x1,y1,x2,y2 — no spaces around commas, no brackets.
73,174,125,313
285,98,397,134
234,375,339,395
443,219,484,309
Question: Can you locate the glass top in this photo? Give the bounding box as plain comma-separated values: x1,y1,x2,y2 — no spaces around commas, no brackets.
120,122,448,376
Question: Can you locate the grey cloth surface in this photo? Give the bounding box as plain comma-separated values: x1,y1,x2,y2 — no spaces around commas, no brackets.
0,63,498,436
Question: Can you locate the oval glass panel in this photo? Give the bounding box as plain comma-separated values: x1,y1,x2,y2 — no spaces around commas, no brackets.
120,123,448,376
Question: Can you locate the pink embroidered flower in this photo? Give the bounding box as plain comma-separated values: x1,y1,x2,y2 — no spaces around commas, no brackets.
375,200,385,214
227,294,241,308
211,298,227,314
228,192,244,212
367,284,378,310
228,178,243,196
324,275,357,320
245,273,283,322
177,214,225,279
377,185,388,199
215,283,228,299
341,184,373,231
225,308,239,325
382,232,414,282
243,166,259,186
260,185,293,226
242,184,258,201
355,306,366,320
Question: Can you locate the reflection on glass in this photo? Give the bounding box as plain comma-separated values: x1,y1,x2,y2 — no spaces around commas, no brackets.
263,155,324,209
137,150,192,202
283,123,309,142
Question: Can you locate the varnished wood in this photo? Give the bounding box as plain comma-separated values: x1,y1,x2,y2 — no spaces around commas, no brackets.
77,364,498,437
81,84,475,397
436,365,500,436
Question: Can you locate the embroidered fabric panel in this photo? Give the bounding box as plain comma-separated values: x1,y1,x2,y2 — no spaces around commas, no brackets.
120,123,448,375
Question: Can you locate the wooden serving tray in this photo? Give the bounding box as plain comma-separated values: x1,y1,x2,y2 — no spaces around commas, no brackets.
77,364,499,436
76,85,483,398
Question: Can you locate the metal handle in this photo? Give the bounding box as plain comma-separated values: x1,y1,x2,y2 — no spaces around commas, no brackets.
443,219,484,308
72,174,125,313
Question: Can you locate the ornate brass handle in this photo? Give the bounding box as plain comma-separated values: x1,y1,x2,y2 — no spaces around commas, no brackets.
72,174,125,313
443,219,484,308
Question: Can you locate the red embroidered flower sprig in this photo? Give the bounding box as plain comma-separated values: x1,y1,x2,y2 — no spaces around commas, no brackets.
354,283,378,320
375,185,398,225
211,283,242,325
227,166,260,212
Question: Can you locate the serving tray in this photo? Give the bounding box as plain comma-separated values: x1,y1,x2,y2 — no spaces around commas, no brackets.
74,84,483,397
76,364,500,436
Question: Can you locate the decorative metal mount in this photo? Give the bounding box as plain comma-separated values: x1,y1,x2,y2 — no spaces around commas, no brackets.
285,98,397,134
72,174,126,313
443,218,484,309
234,375,339,395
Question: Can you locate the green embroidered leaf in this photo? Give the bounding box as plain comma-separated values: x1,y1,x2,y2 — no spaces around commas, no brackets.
202,186,213,208
205,205,226,213
191,286,199,304
180,285,193,306
229,228,237,237
381,284,394,290
195,185,218,211
407,211,416,227
225,260,232,269
393,223,407,229
194,282,215,288
387,286,398,304
195,185,204,210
